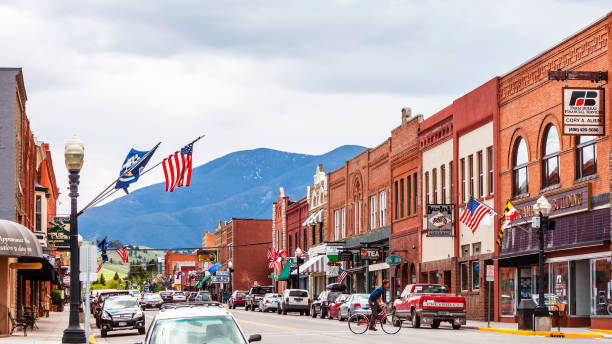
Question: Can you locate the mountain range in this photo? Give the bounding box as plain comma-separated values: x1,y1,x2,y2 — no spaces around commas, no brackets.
79,145,365,248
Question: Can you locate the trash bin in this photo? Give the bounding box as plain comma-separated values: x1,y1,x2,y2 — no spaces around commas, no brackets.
517,299,537,331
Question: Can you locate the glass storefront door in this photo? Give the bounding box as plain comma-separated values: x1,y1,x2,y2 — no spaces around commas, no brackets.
500,267,516,316
591,257,611,316
570,260,590,316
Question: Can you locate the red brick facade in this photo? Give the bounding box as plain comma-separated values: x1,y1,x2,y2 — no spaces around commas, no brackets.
285,197,308,257
164,251,197,277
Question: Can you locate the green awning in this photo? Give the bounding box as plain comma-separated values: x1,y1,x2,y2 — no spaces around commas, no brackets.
277,262,291,281
195,274,211,288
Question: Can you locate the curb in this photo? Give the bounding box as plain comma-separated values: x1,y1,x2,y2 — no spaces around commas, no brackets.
479,327,604,339
592,329,612,335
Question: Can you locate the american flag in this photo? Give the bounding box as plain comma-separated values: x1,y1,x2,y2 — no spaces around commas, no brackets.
459,198,493,233
162,143,193,192
116,247,129,263
96,261,104,273
337,267,348,284
267,248,276,268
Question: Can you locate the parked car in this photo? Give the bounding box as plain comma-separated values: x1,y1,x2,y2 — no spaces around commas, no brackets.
159,291,173,304
186,291,197,302
95,290,131,328
337,293,371,321
128,289,143,302
143,302,261,344
142,293,164,310
194,293,212,302
328,293,350,320
393,283,466,329
229,290,248,309
171,291,187,302
90,289,113,314
279,289,310,315
311,290,342,318
99,295,145,337
245,286,273,311
258,293,282,313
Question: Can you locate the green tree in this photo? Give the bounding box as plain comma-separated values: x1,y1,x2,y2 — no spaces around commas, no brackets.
99,274,106,285
113,272,120,281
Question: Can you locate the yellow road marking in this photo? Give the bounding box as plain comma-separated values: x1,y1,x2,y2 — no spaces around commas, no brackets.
239,319,300,332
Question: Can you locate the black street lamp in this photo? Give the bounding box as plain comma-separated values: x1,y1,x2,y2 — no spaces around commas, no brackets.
295,248,303,289
532,195,553,331
62,136,86,344
228,261,234,295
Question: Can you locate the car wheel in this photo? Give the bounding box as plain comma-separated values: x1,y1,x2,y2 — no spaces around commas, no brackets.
138,327,145,335
305,309,310,316
452,324,461,330
311,308,316,318
320,309,326,319
411,310,421,328
338,313,344,322
282,307,287,315
245,304,249,311
251,305,256,312
101,329,107,337
277,307,282,315
95,317,100,328
431,320,440,329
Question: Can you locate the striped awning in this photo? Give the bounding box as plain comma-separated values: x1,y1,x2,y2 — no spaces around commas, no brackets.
302,209,323,226
291,254,326,275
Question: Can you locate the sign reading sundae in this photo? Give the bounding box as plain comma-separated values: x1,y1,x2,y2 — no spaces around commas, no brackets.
427,204,454,237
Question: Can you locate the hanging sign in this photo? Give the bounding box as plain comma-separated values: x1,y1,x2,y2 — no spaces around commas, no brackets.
47,217,70,248
198,250,217,262
426,204,454,237
360,248,380,261
385,255,402,266
562,87,605,136
338,251,353,261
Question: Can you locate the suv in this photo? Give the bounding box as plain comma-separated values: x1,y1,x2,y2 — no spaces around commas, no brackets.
245,286,273,311
94,290,130,328
99,295,145,337
172,291,187,302
228,290,248,309
159,291,173,303
279,289,310,316
143,302,261,344
311,290,342,319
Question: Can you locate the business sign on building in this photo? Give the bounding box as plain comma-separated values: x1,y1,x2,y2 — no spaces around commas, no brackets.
212,275,230,284
426,204,454,237
562,87,605,136
326,245,342,262
198,250,217,262
360,247,380,261
510,184,591,226
338,251,353,261
47,217,70,248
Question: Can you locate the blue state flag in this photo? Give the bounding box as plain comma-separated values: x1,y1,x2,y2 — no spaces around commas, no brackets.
115,146,157,193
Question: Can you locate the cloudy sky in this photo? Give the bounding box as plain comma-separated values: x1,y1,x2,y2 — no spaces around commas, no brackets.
1,0,609,214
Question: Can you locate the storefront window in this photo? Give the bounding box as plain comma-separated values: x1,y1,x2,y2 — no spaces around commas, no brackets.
551,262,568,308
472,262,480,290
591,258,611,316
460,263,468,291
500,267,516,316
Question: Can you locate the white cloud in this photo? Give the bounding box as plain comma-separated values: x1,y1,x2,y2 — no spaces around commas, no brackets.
0,0,609,214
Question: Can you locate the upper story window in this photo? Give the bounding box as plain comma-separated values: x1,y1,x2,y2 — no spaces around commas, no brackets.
432,168,438,204
460,159,465,203
486,147,493,195
449,162,454,202
576,136,597,179
468,155,474,198
542,125,560,188
513,137,529,196
400,179,405,218
379,192,386,226
477,151,483,198
407,177,412,215
425,172,430,204
441,165,446,203
413,173,417,212
394,181,399,220
341,207,346,238
334,209,340,240
35,195,42,232
370,195,377,229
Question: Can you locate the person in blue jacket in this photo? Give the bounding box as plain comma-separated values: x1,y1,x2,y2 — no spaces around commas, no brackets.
368,279,389,330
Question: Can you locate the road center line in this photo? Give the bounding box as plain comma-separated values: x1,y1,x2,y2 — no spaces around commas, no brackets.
238,319,300,332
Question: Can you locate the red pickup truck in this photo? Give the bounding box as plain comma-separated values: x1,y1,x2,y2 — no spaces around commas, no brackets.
392,283,466,329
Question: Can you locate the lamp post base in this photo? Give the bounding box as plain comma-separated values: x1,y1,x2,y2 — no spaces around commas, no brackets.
62,327,86,343
534,306,551,331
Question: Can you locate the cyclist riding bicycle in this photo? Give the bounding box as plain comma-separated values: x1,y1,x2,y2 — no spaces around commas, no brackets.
368,279,389,331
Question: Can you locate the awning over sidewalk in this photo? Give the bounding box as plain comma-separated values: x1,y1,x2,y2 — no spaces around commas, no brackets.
17,255,57,282
0,220,43,258
291,255,326,275
302,210,323,226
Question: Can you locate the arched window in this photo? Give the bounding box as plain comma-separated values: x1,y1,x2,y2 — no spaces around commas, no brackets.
576,136,597,179
542,125,560,187
513,138,529,196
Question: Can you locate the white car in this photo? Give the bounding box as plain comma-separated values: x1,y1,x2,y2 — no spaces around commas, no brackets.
258,293,282,312
279,289,310,315
142,303,261,344
171,291,187,302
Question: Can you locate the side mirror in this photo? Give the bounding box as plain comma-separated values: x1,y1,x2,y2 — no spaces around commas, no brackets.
248,334,262,342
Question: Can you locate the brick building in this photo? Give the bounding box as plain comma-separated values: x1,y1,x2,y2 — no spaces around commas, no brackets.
303,165,329,296
164,250,197,289
495,14,611,329
285,197,309,289
327,139,391,293
389,108,422,297
215,219,272,294
201,230,215,248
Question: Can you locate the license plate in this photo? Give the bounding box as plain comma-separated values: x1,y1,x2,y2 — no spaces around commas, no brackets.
295,298,302,302
439,311,450,315
118,321,127,326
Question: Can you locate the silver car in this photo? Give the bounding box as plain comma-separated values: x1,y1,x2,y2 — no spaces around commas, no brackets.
258,293,282,312
338,294,371,320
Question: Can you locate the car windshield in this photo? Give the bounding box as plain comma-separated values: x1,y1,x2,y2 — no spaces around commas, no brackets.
412,285,449,294
236,292,246,297
100,292,127,302
251,287,272,294
174,292,184,296
105,298,138,310
149,316,246,344
289,291,308,297
145,295,161,300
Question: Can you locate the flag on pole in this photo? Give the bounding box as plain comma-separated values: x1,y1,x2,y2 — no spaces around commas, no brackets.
96,261,104,273
275,249,286,263
114,145,158,194
267,248,276,268
497,201,519,247
116,247,129,263
97,237,108,252
162,142,194,192
337,267,348,284
459,198,494,233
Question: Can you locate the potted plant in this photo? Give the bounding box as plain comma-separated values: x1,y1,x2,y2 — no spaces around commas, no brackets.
50,289,64,312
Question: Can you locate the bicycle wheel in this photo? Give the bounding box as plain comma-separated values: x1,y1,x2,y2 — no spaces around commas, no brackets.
380,312,401,334
348,313,369,334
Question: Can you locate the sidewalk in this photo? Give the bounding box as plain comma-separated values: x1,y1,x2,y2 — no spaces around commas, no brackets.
465,320,611,339
0,311,71,344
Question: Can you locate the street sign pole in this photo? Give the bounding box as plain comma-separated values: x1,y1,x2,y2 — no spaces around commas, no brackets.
84,247,90,343
486,265,495,328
